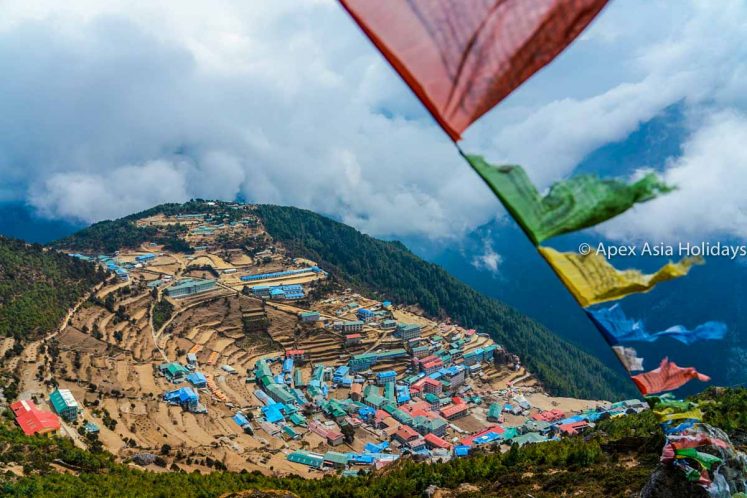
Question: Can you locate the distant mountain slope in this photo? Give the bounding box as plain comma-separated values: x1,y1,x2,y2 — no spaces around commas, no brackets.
0,237,106,340
254,205,635,400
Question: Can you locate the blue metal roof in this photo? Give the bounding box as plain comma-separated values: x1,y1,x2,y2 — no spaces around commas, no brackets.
164,387,198,404
261,404,284,424
454,445,470,456
232,412,250,427
186,372,207,385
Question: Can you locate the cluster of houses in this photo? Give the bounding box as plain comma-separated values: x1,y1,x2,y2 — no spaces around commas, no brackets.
249,284,306,301
69,252,165,282
10,388,82,436
186,213,257,240
158,361,209,413
237,328,650,474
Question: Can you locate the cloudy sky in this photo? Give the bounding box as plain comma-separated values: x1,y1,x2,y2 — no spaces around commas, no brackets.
1,0,746,243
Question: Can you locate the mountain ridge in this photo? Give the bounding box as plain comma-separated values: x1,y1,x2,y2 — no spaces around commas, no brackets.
53,200,633,400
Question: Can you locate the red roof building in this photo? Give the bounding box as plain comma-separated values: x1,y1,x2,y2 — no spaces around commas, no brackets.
424,432,452,450
400,400,437,420
531,409,565,422
439,403,469,420
421,359,444,374
10,399,60,436
416,355,439,365
382,417,400,436
350,383,363,401
374,409,389,427
393,425,419,443
411,377,442,394
558,421,590,435
308,420,344,445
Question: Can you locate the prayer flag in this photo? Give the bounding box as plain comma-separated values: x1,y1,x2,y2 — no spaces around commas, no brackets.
339,0,608,140
468,157,672,244
539,247,703,307
588,304,727,345
631,358,711,395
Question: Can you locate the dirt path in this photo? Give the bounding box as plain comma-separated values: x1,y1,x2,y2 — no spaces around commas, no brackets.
148,286,169,363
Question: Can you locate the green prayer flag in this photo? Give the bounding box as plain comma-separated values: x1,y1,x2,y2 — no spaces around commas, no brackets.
675,447,722,470
467,155,674,244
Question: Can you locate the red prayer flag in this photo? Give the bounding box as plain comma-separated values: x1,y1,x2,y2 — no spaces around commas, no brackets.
631,358,711,395
669,436,729,451
339,0,608,140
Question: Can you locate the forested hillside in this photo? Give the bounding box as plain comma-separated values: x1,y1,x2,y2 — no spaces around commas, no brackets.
0,237,106,340
4,387,745,497
255,204,635,400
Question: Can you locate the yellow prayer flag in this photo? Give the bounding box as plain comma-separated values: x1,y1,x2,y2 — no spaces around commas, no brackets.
656,408,704,423
538,247,703,307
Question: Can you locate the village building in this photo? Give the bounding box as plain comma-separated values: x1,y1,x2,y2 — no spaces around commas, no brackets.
439,403,469,420
163,387,200,412
395,323,421,341
334,320,364,333
285,349,307,362
424,433,451,450
323,451,349,468
356,308,376,323
375,370,396,386
299,311,320,322
166,277,216,298
187,372,207,388
159,362,189,383
393,425,420,444
242,304,269,333
287,450,324,469
487,403,503,422
308,420,344,446
10,399,60,436
49,388,79,421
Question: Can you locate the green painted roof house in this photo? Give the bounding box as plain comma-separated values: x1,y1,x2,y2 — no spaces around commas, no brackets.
50,388,79,421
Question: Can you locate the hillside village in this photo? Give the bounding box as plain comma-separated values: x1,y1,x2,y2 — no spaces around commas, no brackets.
1,202,648,477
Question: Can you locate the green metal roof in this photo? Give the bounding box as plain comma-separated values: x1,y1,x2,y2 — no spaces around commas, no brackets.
488,403,503,419
323,451,349,465
50,388,78,413
289,414,307,428
384,383,395,401
365,393,386,407
512,432,547,446
288,451,324,467
161,362,189,377
168,277,215,292
424,393,440,404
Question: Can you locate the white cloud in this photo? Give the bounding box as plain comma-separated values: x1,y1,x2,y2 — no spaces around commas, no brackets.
29,159,191,221
471,238,502,274
598,110,747,242
465,0,747,189
0,1,493,239
0,0,746,243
